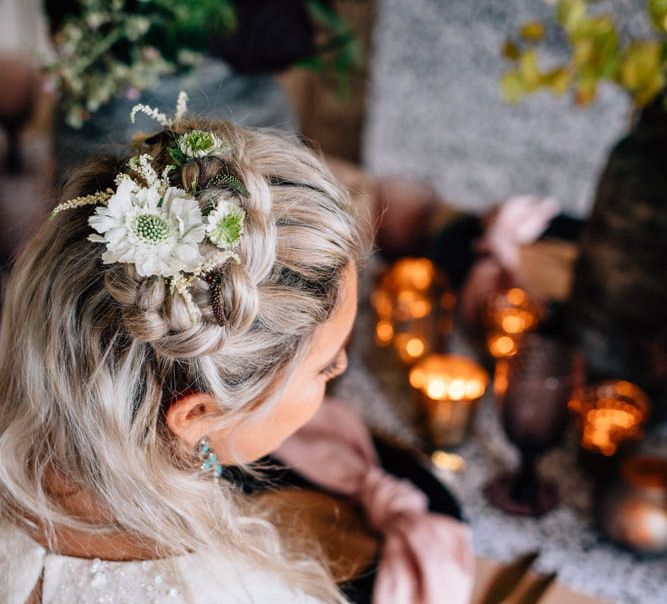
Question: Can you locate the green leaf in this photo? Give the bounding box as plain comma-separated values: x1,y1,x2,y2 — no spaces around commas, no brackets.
167,146,186,167
500,70,526,103
306,0,348,33
649,0,667,33
297,55,327,70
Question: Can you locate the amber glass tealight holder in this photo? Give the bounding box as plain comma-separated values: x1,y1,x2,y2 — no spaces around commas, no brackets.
410,354,489,448
569,380,650,476
484,287,541,398
484,287,541,353
372,258,454,365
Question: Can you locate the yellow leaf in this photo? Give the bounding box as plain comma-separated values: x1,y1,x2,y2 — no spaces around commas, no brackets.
519,50,542,91
520,21,546,42
500,70,526,103
619,41,661,90
502,40,521,61
556,0,587,33
575,69,598,105
545,68,571,95
633,71,665,106
572,39,593,67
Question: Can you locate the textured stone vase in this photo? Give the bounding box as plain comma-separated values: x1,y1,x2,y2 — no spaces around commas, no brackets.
569,97,667,422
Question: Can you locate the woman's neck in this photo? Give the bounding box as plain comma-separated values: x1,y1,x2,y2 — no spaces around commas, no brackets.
28,470,172,562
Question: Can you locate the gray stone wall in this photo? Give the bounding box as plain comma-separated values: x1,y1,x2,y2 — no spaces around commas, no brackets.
363,0,643,217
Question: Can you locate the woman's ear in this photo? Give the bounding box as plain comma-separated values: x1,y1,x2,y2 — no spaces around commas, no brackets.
165,392,220,449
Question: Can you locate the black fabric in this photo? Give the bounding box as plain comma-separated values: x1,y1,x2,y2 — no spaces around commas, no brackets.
210,0,318,73
227,436,463,604
428,215,483,290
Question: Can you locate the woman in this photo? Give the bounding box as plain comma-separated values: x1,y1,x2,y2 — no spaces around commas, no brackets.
0,108,366,602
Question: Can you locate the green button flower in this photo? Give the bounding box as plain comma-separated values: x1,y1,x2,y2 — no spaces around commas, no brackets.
178,129,226,159
205,199,245,250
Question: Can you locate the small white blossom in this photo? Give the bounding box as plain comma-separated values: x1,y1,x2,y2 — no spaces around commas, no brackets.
174,90,189,122
88,179,205,278
129,103,172,127
128,154,159,188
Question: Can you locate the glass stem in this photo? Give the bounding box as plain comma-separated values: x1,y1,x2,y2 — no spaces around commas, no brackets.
512,453,538,503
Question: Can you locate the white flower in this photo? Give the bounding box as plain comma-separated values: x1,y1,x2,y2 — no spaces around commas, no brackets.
174,90,189,122
178,130,226,159
88,179,205,278
205,199,245,250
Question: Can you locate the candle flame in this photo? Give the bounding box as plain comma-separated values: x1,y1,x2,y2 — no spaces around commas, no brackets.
426,377,449,400
375,320,394,345
406,337,425,358
431,450,466,472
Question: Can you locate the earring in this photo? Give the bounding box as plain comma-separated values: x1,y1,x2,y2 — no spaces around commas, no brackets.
197,437,224,480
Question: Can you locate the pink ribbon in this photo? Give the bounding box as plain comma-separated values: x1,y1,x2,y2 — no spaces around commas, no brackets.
460,195,559,325
479,194,561,271
276,398,474,604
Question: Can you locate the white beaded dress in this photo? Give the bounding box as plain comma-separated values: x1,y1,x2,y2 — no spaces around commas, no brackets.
0,520,324,604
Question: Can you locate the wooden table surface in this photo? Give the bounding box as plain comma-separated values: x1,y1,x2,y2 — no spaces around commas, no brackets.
472,556,610,604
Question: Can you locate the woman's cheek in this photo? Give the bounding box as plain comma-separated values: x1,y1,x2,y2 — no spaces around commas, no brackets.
287,377,327,427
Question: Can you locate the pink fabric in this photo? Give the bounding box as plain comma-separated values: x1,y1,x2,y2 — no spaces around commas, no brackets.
276,398,475,604
459,195,558,325
479,195,560,271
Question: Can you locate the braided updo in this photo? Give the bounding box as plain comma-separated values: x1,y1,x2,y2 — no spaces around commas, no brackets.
0,117,367,603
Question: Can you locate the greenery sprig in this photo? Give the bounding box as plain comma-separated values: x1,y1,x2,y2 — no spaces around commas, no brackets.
47,0,365,128
500,0,667,108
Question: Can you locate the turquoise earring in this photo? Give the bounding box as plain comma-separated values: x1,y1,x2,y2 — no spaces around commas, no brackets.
197,437,224,480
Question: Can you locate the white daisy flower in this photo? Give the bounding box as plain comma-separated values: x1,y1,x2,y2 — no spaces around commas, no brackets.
205,199,245,250
178,130,226,159
88,179,206,278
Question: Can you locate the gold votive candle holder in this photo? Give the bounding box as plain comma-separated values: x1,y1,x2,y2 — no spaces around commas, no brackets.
483,288,541,359
372,257,454,365
598,456,667,554
484,287,541,334
387,257,436,292
410,354,489,447
569,380,650,475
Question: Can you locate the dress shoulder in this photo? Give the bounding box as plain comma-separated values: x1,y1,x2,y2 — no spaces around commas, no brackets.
42,553,325,603
0,520,46,604
1,520,324,603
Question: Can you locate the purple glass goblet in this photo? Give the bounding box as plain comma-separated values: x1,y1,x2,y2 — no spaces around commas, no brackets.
485,333,576,516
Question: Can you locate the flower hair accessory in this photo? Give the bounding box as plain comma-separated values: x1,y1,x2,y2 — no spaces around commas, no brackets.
50,92,248,326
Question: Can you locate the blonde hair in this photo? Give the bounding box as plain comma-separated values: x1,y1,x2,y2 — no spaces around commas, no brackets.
0,118,367,602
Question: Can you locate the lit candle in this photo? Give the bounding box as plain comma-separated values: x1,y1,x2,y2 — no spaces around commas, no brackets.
410,354,489,447
371,288,393,320
375,319,394,347
388,257,436,292
394,332,429,364
394,289,432,322
371,257,453,361
569,380,650,458
484,288,541,358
